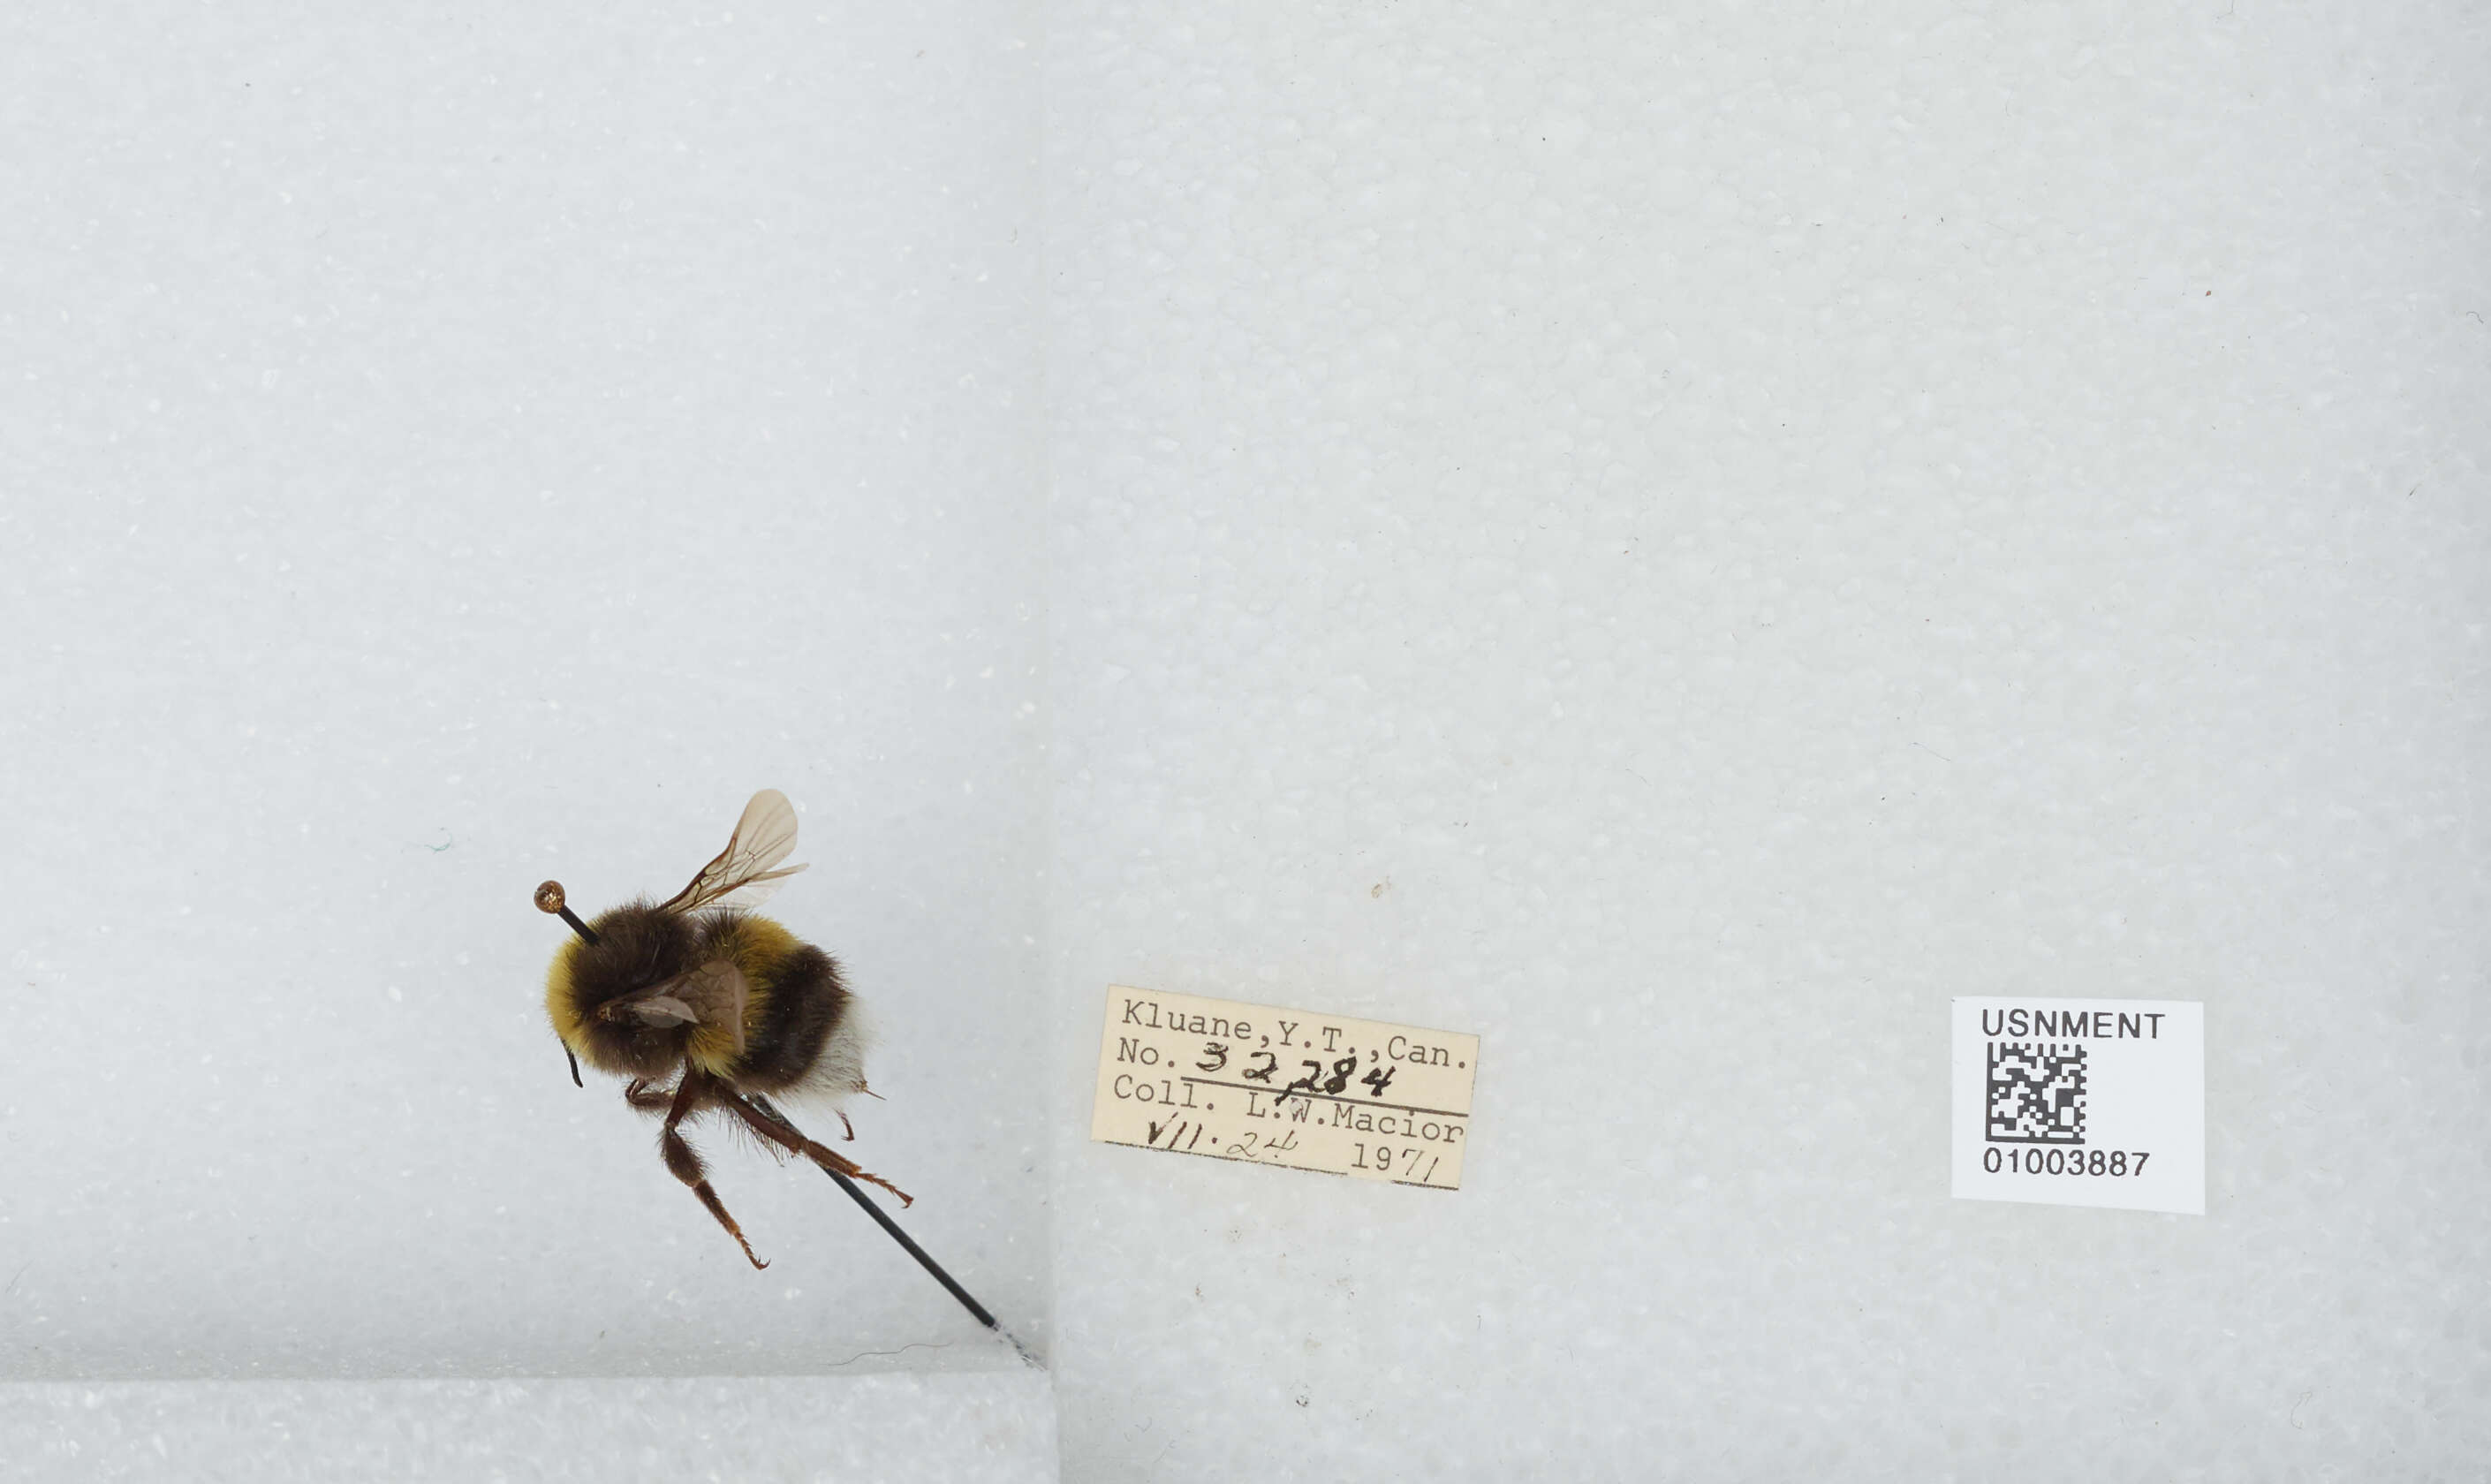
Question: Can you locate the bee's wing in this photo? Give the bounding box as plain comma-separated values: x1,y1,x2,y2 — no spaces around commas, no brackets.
656,789,808,914
631,961,753,1052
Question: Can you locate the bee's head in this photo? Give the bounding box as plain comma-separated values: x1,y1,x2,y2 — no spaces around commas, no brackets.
543,897,702,1079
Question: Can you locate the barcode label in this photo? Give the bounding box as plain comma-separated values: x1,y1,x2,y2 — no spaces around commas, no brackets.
1951,998,2203,1215
1986,1041,2087,1144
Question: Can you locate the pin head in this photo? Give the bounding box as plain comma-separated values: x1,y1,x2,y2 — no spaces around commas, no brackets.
534,878,593,1084
535,880,602,947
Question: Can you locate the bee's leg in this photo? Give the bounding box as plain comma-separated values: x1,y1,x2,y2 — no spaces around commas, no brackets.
623,1078,675,1115
661,1077,768,1269
723,1091,914,1208
839,1083,877,1134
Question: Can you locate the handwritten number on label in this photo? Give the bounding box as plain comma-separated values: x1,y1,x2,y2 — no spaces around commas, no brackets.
1152,1117,1208,1153
1223,1128,1304,1160
1243,1050,1278,1084
1279,1059,1327,1102
1278,1053,1372,1102
1196,1040,1229,1073
1361,1063,1396,1098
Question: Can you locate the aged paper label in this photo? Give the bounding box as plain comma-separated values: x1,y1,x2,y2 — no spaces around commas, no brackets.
1092,986,1480,1189
1950,997,2205,1215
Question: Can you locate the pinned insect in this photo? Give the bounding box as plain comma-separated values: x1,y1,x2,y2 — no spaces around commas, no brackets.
536,789,907,1268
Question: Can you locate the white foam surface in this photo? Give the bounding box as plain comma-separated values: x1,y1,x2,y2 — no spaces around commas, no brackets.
0,1372,1058,1482
9,0,2487,1477
1041,1,2488,1477
2,0,1047,1387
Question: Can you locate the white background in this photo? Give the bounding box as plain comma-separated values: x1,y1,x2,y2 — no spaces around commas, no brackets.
1044,2,2485,1479
8,0,2488,1479
1,1,1047,1384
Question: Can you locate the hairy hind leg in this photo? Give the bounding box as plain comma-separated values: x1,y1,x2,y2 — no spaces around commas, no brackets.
725,1092,912,1207
661,1077,768,1268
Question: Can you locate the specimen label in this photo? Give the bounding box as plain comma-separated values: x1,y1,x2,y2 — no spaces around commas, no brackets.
1950,996,2205,1215
1092,986,1480,1189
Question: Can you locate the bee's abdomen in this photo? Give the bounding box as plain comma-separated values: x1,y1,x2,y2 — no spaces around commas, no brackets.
738,942,851,1090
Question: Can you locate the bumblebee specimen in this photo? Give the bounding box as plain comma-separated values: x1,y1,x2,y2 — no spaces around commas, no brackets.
535,789,908,1269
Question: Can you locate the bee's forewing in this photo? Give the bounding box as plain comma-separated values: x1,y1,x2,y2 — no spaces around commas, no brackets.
697,867,806,913
658,789,808,914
